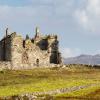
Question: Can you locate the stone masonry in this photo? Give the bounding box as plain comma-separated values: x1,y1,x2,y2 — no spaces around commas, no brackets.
0,27,62,70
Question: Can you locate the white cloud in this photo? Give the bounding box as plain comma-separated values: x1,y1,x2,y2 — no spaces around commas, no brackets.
61,47,81,58
0,0,74,37
75,0,100,34
75,10,88,28
94,49,100,55
0,5,54,35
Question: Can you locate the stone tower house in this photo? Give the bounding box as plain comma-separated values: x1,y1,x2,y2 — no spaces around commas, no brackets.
0,27,62,69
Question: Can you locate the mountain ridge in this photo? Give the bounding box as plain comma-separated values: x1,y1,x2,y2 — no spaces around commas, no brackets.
63,54,100,65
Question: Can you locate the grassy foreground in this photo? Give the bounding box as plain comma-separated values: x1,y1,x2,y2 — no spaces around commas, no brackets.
0,65,99,98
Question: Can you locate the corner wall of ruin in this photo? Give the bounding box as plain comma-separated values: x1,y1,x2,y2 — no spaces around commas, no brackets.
5,36,12,61
0,36,12,61
10,34,24,69
0,40,4,60
47,35,61,64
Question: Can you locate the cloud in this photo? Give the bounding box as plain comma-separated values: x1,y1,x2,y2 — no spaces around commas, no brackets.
0,0,74,38
60,47,81,58
75,0,100,34
0,5,54,35
0,0,100,56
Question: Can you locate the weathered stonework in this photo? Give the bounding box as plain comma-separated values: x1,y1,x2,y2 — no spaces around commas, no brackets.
0,27,62,70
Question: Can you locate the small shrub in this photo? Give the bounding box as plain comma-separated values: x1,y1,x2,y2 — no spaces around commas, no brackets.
0,69,5,74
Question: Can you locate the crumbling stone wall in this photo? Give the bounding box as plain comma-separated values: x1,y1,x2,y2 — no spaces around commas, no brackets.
0,27,62,69
0,61,11,70
11,33,24,69
0,35,12,61
0,40,4,60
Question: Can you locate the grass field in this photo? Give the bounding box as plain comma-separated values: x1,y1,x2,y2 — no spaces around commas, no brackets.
0,65,100,99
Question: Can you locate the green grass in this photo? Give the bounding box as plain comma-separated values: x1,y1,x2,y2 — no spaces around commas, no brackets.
0,67,99,97
0,78,97,96
55,84,100,97
55,84,100,100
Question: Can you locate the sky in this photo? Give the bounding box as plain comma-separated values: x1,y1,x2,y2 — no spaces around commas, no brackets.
0,0,100,58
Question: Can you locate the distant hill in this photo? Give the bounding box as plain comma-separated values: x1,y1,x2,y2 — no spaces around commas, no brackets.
63,54,100,65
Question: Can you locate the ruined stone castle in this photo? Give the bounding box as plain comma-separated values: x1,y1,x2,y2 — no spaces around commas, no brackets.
0,27,62,69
